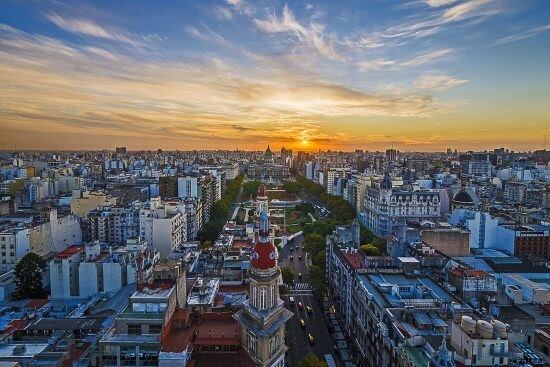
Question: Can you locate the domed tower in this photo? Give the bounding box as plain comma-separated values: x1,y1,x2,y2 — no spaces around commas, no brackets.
256,184,269,215
452,189,475,210
234,208,293,367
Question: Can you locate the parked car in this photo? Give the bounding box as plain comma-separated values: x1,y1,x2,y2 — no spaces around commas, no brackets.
298,302,304,310
289,297,295,305
300,319,305,328
308,334,315,344
306,306,313,314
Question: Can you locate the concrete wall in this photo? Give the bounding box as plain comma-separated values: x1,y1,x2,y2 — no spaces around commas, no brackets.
422,229,470,257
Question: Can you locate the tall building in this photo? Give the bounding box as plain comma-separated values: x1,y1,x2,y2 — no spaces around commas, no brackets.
385,148,399,162
233,208,292,367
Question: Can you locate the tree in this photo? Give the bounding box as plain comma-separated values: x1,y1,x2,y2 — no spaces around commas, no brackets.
297,353,327,367
14,253,46,299
360,244,380,256
200,240,212,250
309,265,326,293
281,266,295,285
295,202,314,215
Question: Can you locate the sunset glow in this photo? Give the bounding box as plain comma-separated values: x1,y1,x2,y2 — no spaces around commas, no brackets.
1,1,549,151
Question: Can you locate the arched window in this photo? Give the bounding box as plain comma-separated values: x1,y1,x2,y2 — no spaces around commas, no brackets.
251,285,257,308
270,284,275,308
259,287,267,309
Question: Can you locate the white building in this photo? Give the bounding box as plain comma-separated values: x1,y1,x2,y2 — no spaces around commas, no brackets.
326,167,351,195
449,209,515,253
57,175,85,193
362,177,441,237
140,198,187,258
177,176,200,198
53,241,159,300
451,316,509,367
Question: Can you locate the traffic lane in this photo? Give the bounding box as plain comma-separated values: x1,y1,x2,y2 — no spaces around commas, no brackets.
284,294,311,367
285,293,334,365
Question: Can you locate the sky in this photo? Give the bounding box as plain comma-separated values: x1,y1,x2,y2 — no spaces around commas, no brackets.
0,0,549,152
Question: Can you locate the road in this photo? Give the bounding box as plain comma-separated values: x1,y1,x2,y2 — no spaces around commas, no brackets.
279,234,338,366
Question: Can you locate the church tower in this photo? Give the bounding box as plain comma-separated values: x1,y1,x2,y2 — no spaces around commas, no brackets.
234,208,293,367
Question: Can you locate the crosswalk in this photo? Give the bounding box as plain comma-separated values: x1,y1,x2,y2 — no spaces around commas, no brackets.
292,282,310,290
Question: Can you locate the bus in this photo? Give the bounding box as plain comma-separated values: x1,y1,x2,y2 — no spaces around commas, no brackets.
324,354,336,367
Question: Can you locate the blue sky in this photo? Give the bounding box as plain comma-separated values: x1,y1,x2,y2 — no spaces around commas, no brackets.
1,0,549,151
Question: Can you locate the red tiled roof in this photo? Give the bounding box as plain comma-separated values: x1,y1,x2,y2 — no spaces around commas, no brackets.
450,268,489,278
55,245,85,259
1,319,27,336
161,310,241,353
341,251,364,270
25,299,48,310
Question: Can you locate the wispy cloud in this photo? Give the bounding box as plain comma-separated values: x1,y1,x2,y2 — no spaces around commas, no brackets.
254,5,343,61
46,13,155,48
401,48,454,67
185,25,232,47
214,5,233,20
494,24,550,45
382,0,504,40
424,0,458,7
357,59,396,71
413,73,467,90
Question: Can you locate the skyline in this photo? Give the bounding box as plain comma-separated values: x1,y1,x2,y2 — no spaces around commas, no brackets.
1,0,550,152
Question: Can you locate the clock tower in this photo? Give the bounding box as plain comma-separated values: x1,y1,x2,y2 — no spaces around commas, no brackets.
234,210,293,367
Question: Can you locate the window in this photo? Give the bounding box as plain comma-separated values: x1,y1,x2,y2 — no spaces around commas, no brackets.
128,324,141,334
251,285,257,308
260,287,267,310
248,332,256,354
148,324,162,334
270,285,275,308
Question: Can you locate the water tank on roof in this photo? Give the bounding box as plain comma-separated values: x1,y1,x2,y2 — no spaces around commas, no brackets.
477,320,493,339
461,316,476,334
491,319,507,338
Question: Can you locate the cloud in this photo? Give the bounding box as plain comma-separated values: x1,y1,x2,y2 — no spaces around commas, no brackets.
225,0,254,15
357,59,396,71
357,49,453,72
214,6,233,20
413,73,467,90
185,25,232,47
382,0,504,40
46,13,151,48
0,24,447,150
494,24,550,45
424,0,458,7
401,48,454,67
254,5,343,61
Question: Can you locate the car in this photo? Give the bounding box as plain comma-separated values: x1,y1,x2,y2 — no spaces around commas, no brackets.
308,334,315,344
298,273,302,278
300,319,305,328
298,302,304,310
290,255,293,260
289,296,295,305
306,306,313,314
298,255,302,261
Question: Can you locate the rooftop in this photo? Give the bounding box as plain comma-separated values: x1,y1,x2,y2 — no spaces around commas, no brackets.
55,245,85,259
161,310,241,353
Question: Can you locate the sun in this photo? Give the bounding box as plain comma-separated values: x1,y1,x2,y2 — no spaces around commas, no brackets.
300,138,309,146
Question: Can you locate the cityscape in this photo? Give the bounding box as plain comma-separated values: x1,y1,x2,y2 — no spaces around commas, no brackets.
1,1,550,367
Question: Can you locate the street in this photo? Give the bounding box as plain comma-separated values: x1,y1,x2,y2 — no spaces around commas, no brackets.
279,235,338,367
